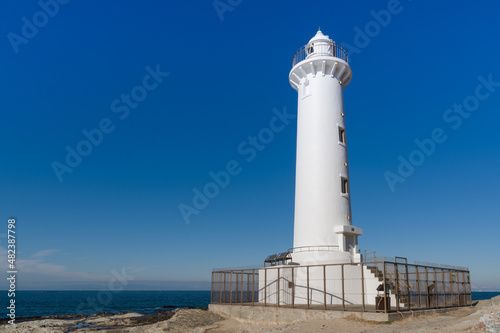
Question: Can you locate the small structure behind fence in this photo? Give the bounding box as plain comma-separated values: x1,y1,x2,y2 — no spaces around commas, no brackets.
211,252,472,313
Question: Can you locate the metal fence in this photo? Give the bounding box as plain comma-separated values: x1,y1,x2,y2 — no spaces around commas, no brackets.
292,41,349,67
211,253,472,313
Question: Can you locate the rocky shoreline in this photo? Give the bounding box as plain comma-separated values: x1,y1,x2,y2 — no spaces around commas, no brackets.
1,296,499,332
0,307,225,332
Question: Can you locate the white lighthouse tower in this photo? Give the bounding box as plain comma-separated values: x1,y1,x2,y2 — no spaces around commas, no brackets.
211,30,473,313
289,30,362,265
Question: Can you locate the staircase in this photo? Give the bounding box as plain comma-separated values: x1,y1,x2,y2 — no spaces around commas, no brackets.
364,251,414,308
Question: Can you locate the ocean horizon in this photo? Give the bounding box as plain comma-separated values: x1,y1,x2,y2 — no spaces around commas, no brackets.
2,290,499,320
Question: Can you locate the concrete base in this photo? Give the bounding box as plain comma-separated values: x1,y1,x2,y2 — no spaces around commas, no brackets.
209,303,466,324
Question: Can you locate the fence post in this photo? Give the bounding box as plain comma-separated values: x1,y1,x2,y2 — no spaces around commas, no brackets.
406,263,410,310
210,271,214,303
222,272,226,304
264,268,267,307
462,271,467,305
444,269,448,307
425,266,431,309
277,267,280,306
383,261,387,313
425,267,429,308
292,266,295,308
230,272,233,304
241,270,244,304
235,273,238,303
307,266,310,309
219,273,223,304
432,267,439,308
361,263,365,312
323,265,327,310
467,271,472,306
342,264,345,311
252,269,255,305
247,272,250,303
395,263,400,312
450,270,454,306
416,266,421,309
441,269,445,307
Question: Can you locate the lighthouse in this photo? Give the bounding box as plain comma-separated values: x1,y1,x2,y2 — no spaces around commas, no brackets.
210,30,473,314
289,30,362,265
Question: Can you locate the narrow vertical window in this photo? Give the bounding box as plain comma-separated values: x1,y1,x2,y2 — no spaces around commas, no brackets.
338,127,346,144
341,177,348,195
302,80,310,98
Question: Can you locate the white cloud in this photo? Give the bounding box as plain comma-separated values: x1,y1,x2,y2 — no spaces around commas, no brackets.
31,249,58,258
0,246,115,286
17,258,113,281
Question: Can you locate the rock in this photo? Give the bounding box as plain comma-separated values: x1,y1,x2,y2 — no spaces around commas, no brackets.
480,312,500,333
0,308,224,332
88,311,115,318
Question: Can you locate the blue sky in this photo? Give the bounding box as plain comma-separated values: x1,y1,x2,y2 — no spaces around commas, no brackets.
1,0,499,291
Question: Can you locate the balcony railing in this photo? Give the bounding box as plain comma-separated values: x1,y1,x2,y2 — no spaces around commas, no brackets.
292,41,349,67
289,245,340,253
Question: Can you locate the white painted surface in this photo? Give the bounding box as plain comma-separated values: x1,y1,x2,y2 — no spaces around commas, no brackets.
257,264,396,307
289,30,361,264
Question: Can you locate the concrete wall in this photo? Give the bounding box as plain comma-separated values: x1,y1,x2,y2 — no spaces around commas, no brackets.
208,303,460,324
257,264,397,307
209,303,397,323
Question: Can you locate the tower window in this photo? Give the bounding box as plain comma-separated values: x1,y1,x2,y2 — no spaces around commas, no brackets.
341,177,348,194
338,127,346,144
302,80,310,97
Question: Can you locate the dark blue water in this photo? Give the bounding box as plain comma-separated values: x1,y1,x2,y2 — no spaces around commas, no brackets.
472,291,500,301
1,291,498,319
1,291,211,319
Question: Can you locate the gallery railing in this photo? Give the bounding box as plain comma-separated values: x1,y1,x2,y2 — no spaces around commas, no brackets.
292,41,349,67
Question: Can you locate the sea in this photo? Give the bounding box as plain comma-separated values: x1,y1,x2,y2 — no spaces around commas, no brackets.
2,291,499,319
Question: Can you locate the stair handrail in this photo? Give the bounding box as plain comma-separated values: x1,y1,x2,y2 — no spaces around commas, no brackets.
364,250,414,292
